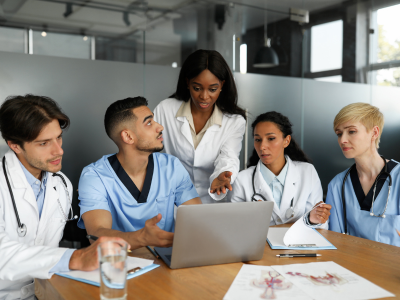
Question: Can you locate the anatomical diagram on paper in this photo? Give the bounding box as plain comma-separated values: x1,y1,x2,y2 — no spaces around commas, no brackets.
224,262,394,300
223,264,312,300
272,261,394,300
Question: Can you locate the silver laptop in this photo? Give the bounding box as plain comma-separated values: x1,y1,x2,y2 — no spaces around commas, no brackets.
154,201,274,269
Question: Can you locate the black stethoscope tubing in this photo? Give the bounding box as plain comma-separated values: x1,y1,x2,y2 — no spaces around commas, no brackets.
341,155,392,235
2,156,23,233
2,156,76,237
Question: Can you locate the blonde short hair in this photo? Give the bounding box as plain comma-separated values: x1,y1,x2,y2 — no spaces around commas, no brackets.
333,102,384,149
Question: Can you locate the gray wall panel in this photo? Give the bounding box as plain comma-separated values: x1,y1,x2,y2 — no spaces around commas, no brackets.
0,51,179,201
302,80,371,190
235,72,303,168
371,85,400,165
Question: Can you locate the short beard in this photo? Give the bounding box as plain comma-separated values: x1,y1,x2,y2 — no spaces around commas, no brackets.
136,145,164,153
23,152,62,173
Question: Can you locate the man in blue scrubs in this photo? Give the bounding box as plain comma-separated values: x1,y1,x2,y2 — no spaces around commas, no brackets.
78,97,201,249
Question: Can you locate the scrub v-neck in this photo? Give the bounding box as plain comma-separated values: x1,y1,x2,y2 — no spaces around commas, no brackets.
350,159,398,211
108,154,154,203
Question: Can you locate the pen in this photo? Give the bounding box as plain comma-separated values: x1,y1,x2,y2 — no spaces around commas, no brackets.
86,235,132,253
276,254,321,258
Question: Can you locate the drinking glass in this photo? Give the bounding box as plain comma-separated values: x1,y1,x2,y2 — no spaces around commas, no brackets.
98,241,128,300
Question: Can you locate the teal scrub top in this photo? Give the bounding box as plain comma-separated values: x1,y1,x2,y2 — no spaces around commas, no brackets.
78,152,199,233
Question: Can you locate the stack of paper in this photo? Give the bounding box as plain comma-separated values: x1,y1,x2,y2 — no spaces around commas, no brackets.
224,262,394,300
56,256,159,286
267,216,336,250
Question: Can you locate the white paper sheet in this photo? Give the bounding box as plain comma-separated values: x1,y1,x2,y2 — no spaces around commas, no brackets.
223,264,312,300
272,261,395,300
267,217,334,249
57,256,154,284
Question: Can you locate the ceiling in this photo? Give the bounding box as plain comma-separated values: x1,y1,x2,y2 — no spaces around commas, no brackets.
0,0,347,45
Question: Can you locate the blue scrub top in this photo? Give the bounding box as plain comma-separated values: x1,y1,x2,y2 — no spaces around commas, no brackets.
326,160,400,246
77,152,199,233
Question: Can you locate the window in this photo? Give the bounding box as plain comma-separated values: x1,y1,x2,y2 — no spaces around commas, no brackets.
311,20,343,73
370,4,400,87
305,20,343,81
315,75,342,83
0,27,26,53
32,31,91,60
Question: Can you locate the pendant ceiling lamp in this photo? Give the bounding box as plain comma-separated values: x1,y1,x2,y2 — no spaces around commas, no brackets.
253,3,279,68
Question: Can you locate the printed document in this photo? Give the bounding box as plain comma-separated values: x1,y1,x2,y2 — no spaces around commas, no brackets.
272,261,394,300
224,262,394,300
267,216,335,249
223,264,312,300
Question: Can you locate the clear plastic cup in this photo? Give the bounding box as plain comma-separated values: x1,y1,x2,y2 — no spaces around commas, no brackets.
98,241,128,300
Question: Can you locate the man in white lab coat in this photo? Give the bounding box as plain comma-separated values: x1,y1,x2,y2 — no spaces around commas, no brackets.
0,95,126,300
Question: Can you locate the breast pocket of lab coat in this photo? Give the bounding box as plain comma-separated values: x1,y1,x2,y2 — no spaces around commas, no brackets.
155,192,175,231
42,217,66,246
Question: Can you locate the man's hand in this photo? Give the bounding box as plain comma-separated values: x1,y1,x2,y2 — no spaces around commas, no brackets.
69,236,129,271
137,214,174,248
309,201,332,224
210,171,233,195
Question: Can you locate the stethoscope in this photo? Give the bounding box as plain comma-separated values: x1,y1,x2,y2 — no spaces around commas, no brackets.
251,162,295,220
341,155,392,235
2,156,77,238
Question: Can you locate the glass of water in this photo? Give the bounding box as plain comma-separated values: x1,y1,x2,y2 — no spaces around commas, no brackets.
98,241,128,300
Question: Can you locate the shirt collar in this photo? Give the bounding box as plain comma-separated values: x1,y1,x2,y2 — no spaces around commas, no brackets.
259,159,288,186
175,100,223,127
18,160,48,188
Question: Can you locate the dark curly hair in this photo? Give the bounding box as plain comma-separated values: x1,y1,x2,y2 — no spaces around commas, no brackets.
247,111,311,167
170,49,246,120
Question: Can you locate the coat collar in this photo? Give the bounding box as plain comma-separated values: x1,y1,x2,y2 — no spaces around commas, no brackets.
253,156,300,221
5,150,29,190
4,150,60,217
175,101,223,148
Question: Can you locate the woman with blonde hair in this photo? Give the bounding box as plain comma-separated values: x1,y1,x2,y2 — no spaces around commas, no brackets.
326,102,400,246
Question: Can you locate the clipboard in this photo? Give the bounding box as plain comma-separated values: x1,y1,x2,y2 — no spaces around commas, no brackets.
56,257,160,287
267,227,336,250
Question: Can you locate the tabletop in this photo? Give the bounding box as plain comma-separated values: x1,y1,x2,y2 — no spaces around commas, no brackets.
35,226,400,300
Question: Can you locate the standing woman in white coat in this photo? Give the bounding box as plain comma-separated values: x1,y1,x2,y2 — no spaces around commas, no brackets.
231,112,331,227
154,50,246,204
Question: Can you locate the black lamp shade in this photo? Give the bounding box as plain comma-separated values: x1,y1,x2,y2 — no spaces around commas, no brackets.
253,46,279,68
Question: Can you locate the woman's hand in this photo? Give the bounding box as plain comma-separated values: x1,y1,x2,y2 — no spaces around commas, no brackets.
309,201,332,224
210,171,233,195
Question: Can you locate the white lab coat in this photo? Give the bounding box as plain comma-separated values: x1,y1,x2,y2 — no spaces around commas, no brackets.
154,98,246,204
0,150,72,300
231,157,327,228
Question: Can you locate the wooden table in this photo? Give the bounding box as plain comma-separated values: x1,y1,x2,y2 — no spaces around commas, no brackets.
35,227,400,300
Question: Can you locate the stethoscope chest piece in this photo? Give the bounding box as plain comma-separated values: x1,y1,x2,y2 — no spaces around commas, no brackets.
284,198,295,219
17,223,27,237
370,212,386,218
285,207,295,219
